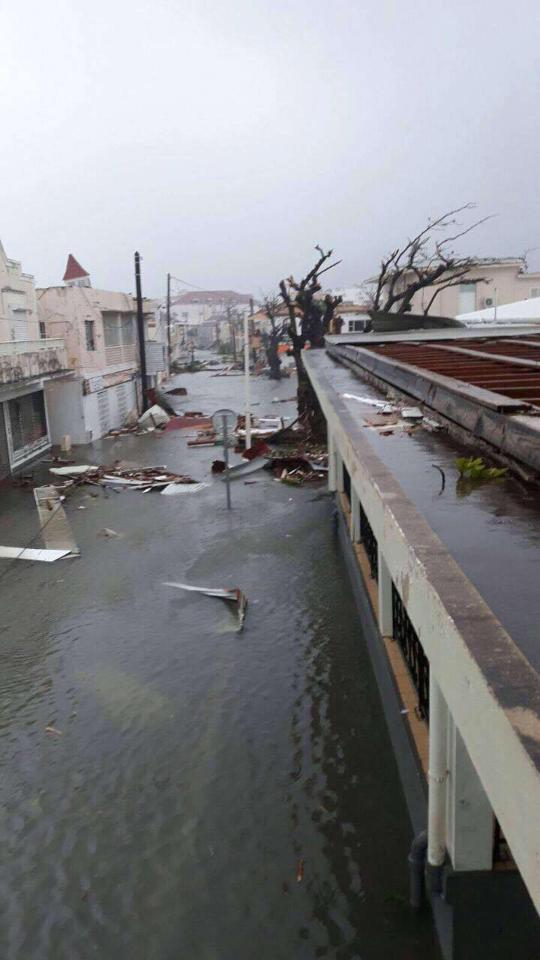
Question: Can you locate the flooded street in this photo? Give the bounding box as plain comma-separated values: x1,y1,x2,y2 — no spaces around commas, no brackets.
0,366,438,959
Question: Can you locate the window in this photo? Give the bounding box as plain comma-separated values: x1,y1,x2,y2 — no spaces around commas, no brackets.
8,392,47,454
103,312,137,347
103,313,121,346
39,321,46,339
122,316,135,345
531,288,540,298
349,319,364,332
85,319,95,351
458,282,476,314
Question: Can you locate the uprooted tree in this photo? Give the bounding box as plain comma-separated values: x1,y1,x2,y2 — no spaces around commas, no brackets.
369,204,493,318
279,245,343,437
261,295,288,380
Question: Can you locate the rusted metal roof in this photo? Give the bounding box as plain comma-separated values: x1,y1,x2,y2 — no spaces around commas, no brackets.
365,336,540,407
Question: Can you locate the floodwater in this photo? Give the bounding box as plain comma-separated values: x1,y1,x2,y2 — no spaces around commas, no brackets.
0,363,438,959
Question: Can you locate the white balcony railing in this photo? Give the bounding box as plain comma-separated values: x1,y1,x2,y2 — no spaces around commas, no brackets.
0,338,65,356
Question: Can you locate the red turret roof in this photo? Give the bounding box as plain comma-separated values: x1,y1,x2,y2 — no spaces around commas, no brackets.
63,254,89,281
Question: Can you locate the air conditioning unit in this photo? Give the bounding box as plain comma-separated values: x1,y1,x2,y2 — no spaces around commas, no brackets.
483,297,494,308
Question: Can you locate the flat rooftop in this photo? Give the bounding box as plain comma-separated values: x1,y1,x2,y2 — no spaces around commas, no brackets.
325,327,540,477
304,347,540,673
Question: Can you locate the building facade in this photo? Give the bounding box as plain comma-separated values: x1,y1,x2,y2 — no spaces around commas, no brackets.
403,259,540,317
38,257,165,444
169,290,253,347
0,241,70,476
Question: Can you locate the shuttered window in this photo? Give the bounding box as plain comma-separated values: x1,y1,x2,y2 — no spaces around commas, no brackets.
8,392,47,453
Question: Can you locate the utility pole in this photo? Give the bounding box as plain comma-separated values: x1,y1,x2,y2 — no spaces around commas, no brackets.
228,305,237,361
166,272,172,371
135,251,148,413
244,309,252,450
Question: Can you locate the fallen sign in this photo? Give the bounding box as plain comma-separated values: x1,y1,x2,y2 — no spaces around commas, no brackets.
34,485,80,556
0,485,81,562
163,582,247,630
0,546,73,563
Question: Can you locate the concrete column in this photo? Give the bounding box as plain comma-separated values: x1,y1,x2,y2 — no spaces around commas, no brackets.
446,718,494,871
335,450,344,493
351,487,360,541
328,431,337,492
377,549,394,636
428,675,448,868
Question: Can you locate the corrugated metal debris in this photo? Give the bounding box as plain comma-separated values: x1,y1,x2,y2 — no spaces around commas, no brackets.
163,582,247,630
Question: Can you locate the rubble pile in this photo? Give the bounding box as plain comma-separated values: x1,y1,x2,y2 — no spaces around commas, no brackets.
49,463,198,493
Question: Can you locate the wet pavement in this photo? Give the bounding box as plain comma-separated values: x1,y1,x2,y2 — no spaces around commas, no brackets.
0,365,438,959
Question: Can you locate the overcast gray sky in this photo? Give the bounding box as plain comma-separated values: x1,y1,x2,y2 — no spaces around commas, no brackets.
2,0,539,299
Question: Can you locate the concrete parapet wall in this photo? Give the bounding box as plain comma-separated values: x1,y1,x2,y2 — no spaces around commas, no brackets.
304,349,540,915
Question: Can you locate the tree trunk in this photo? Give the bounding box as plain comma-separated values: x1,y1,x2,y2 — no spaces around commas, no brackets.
265,340,282,380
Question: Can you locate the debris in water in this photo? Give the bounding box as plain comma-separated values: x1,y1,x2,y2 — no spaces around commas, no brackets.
163,582,248,630
138,404,171,431
0,546,73,562
220,459,266,482
423,417,443,431
50,463,197,491
166,415,212,431
432,464,446,495
401,406,423,421
99,528,121,538
34,485,80,556
343,393,395,410
296,858,305,882
45,725,63,736
50,464,99,477
161,482,207,495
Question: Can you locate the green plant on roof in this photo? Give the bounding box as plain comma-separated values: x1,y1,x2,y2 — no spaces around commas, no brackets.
455,457,508,481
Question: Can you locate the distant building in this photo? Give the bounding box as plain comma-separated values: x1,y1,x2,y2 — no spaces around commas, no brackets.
0,240,71,476
251,300,371,337
393,258,540,318
37,256,165,444
169,289,253,347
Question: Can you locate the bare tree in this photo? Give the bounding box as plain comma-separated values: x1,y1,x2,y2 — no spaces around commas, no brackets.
261,294,288,380
369,204,493,317
279,246,342,435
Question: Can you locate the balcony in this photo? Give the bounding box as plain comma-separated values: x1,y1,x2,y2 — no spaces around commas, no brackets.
0,338,70,386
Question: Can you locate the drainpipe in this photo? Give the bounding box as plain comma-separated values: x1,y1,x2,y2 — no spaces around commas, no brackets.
427,674,448,895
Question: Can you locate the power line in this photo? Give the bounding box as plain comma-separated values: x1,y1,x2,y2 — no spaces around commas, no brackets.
169,275,203,291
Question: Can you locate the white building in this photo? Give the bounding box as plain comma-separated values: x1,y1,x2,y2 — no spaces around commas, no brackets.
38,256,165,444
394,258,540,318
0,240,70,476
169,289,253,346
